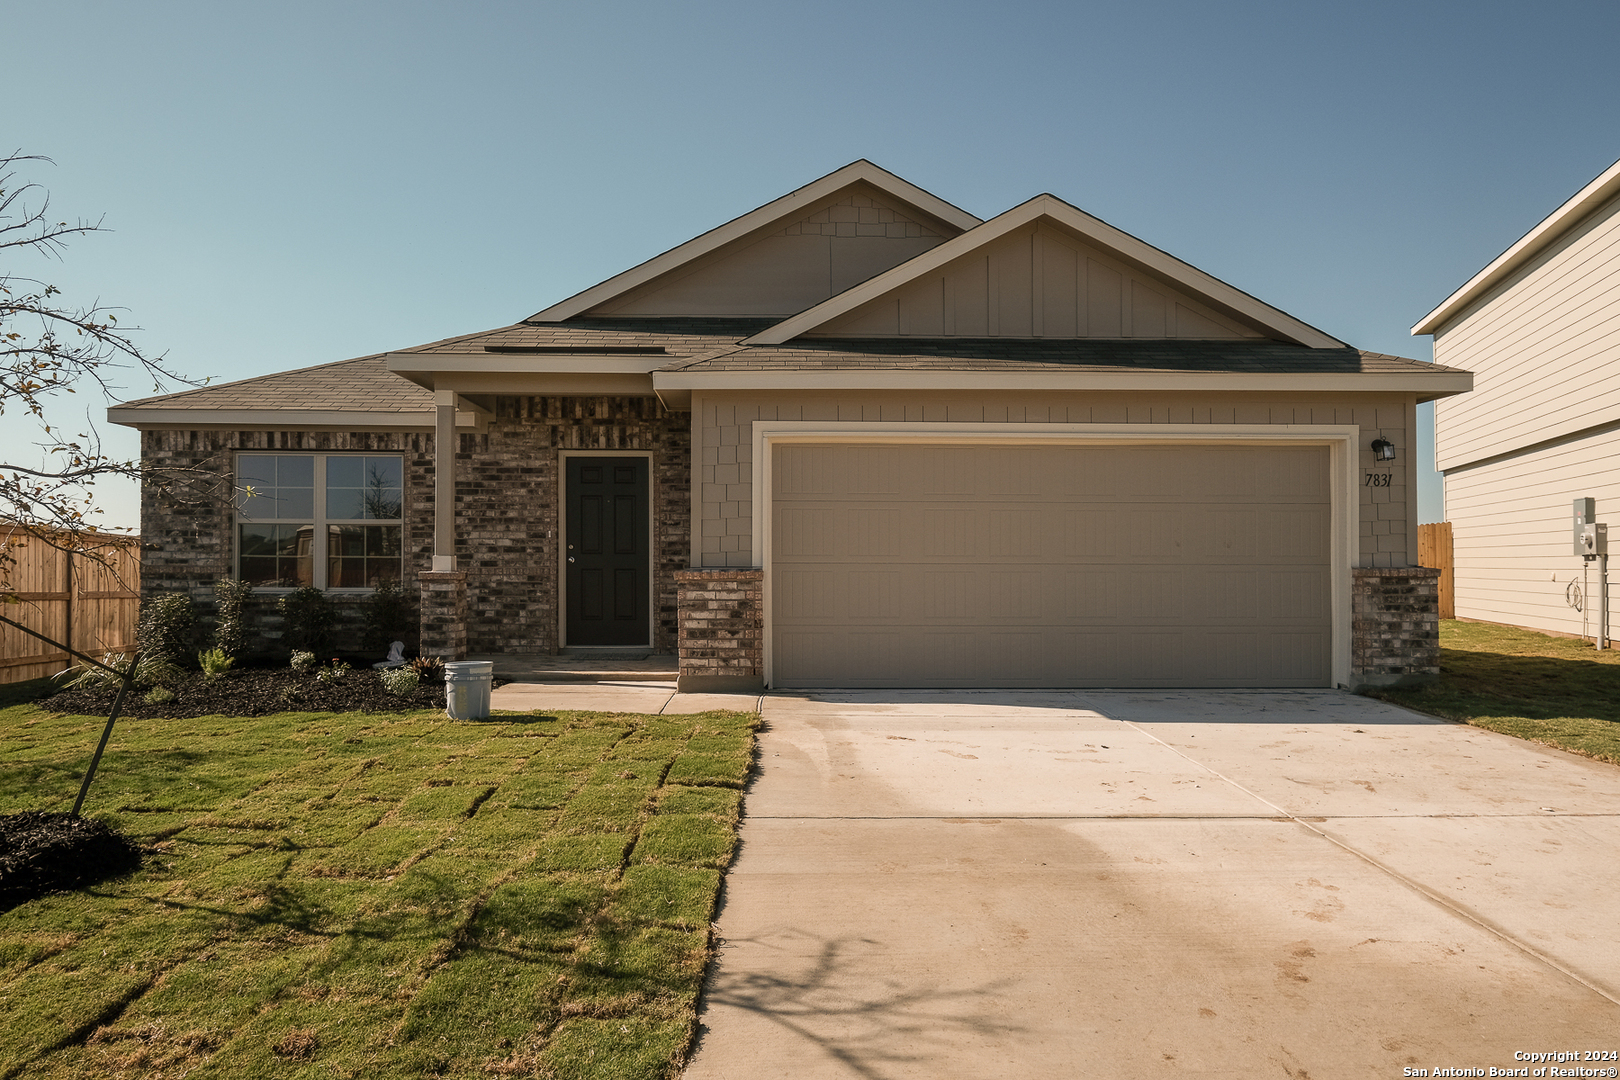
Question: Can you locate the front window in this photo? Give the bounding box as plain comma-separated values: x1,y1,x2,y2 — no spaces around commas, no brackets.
237,454,403,589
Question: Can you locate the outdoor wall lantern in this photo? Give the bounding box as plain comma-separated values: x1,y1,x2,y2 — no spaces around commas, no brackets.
1370,437,1396,461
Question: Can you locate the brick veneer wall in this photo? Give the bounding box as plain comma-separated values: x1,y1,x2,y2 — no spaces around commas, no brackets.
458,396,688,654
675,569,763,692
418,570,468,660
137,395,688,658
1350,567,1441,688
140,429,433,657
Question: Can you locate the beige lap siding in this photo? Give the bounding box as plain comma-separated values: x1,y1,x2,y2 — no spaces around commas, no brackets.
692,390,1417,570
1445,425,1620,640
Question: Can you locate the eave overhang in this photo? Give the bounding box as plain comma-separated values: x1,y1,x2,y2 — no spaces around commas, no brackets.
652,368,1472,402
384,351,660,396
1413,155,1620,336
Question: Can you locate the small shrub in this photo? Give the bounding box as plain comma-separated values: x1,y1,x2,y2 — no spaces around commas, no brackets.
56,654,184,692
290,650,317,673
142,687,176,705
363,578,414,652
380,666,420,698
408,655,444,681
212,577,254,658
278,587,336,655
137,593,196,666
198,647,235,679
315,659,351,684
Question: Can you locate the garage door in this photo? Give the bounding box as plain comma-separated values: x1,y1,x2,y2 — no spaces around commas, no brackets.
770,442,1331,688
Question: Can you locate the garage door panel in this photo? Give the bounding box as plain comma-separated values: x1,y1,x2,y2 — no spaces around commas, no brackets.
772,443,1332,687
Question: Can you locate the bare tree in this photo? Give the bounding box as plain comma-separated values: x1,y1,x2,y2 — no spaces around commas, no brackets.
1,151,205,590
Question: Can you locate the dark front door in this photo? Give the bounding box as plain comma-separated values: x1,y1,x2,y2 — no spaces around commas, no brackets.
565,456,649,646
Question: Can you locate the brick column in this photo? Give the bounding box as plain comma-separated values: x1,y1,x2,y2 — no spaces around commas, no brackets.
676,568,763,693
418,570,468,661
1350,567,1440,690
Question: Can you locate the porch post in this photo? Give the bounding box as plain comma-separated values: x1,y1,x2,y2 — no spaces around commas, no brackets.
432,390,456,573
417,390,467,660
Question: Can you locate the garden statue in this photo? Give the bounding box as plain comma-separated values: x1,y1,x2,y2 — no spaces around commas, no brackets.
373,641,407,670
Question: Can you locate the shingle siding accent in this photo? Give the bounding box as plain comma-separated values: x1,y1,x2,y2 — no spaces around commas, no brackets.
138,396,689,659
1350,567,1441,688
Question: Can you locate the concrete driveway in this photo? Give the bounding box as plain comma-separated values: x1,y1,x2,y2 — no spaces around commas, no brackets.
683,690,1620,1080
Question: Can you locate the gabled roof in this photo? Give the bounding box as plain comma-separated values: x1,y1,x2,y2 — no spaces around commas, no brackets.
527,161,982,322
1412,155,1620,336
744,193,1347,349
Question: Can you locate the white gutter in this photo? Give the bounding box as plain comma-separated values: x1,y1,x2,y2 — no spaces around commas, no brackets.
653,368,1473,397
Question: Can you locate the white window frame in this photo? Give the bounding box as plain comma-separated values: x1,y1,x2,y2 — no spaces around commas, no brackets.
234,452,406,593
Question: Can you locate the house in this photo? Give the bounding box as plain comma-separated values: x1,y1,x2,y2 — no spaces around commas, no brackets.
111,161,1469,691
1413,156,1620,642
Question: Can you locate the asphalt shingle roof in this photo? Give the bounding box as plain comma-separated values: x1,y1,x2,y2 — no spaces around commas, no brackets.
113,319,1461,413
114,355,432,413
400,317,777,359
660,338,1456,375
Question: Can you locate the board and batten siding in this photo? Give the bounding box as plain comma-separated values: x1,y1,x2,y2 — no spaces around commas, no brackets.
591,185,956,318
1444,425,1620,640
691,390,1417,570
1433,189,1620,472
810,221,1264,340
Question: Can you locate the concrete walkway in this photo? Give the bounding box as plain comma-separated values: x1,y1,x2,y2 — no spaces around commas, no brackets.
488,680,761,715
684,689,1620,1079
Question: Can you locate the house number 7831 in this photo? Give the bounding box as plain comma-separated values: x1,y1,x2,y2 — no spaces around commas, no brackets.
1364,472,1392,487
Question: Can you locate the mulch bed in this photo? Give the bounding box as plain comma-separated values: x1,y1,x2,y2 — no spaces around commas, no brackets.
0,811,144,913
42,666,464,720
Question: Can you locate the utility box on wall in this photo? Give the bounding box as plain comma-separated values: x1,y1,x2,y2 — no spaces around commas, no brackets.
1574,498,1601,558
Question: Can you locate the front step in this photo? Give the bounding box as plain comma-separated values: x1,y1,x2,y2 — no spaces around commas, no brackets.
467,652,678,684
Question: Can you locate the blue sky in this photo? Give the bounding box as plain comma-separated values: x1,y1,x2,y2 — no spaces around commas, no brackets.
5,0,1619,531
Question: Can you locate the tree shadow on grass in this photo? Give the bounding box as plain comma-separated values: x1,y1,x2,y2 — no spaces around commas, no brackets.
691,929,1024,1080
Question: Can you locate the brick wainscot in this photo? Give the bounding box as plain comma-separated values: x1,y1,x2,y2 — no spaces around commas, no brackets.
1349,566,1441,689
675,569,763,693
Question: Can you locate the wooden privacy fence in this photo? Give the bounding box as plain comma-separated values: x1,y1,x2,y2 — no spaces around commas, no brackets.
1418,521,1455,620
0,528,141,684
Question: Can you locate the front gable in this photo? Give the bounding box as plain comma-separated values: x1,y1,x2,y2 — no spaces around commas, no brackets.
591,183,960,318
747,194,1346,348
529,161,981,322
806,218,1266,340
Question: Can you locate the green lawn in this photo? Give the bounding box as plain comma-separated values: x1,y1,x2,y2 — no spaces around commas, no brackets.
0,695,758,1079
1364,619,1620,765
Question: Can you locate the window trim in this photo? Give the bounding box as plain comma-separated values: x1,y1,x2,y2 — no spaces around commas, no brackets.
234,451,406,592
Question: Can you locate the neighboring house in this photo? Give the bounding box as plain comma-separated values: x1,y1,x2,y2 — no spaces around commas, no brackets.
111,161,1469,691
1413,156,1620,641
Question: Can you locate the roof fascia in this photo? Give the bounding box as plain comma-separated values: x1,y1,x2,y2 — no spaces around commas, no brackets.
107,408,454,430
652,367,1472,401
1412,156,1620,336
744,195,1347,349
385,352,672,376
526,161,983,323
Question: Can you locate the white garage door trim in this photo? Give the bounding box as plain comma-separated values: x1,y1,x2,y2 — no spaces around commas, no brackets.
751,421,1360,688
